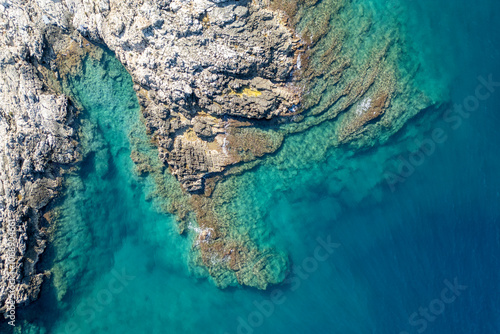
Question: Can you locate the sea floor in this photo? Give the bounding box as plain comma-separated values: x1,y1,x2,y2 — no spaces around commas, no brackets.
4,0,500,333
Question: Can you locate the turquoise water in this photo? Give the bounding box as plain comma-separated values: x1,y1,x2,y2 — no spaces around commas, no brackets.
5,0,500,333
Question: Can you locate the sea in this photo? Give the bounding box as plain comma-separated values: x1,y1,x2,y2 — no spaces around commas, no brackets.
3,0,500,333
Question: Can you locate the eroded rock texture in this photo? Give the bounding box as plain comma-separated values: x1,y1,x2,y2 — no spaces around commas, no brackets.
35,0,302,192
0,3,78,315
0,0,436,313
0,0,303,313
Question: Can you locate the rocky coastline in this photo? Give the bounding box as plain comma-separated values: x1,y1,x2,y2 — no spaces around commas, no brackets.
0,0,306,317
0,0,434,318
0,4,79,317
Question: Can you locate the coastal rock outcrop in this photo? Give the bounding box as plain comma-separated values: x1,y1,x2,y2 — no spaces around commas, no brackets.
0,0,436,315
35,0,302,192
0,2,79,316
0,0,302,313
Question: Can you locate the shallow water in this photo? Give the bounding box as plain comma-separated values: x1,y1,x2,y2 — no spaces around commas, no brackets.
5,0,500,333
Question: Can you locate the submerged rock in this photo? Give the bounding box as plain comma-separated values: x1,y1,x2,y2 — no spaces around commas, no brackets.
0,0,440,314
0,0,301,312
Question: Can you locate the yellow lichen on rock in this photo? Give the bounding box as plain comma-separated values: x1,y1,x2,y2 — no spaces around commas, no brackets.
229,86,263,98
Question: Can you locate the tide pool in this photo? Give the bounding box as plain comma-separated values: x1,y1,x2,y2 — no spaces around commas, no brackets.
5,0,500,333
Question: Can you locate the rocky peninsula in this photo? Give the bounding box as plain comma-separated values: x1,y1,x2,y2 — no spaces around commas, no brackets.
0,0,434,318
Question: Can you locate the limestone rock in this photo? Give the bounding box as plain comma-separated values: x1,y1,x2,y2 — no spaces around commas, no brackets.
0,0,302,313
0,1,78,316
34,0,302,192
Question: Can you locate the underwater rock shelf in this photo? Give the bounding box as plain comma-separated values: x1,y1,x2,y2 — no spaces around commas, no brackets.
0,0,438,316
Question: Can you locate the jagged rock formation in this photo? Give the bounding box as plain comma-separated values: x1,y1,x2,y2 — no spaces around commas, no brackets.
0,0,436,315
34,0,302,192
0,3,79,316
0,0,302,314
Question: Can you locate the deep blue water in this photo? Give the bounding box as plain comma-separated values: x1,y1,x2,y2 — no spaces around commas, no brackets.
4,0,500,333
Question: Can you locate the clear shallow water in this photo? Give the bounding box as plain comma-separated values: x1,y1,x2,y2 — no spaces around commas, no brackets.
5,0,500,333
